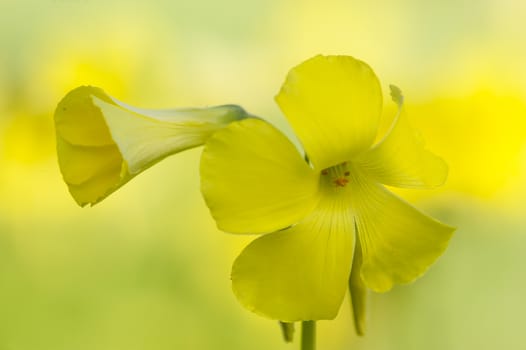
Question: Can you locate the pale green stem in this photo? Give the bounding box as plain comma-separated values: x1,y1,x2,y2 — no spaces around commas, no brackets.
301,321,316,350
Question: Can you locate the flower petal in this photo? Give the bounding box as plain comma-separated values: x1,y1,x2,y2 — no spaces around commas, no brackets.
55,86,248,206
66,165,129,206
200,118,319,234
348,170,455,293
56,135,131,206
275,55,382,170
56,136,122,186
94,98,249,175
231,197,355,321
55,86,115,147
354,85,448,188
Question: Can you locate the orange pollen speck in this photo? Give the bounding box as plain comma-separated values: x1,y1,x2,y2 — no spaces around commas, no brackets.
334,177,349,187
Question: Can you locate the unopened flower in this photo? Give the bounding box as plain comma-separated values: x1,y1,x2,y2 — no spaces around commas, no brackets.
54,86,249,206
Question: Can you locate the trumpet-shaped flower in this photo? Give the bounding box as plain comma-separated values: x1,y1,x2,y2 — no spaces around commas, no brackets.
200,55,454,328
54,86,249,206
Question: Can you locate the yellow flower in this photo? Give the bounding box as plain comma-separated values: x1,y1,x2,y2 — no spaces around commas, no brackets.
200,55,455,329
55,86,249,206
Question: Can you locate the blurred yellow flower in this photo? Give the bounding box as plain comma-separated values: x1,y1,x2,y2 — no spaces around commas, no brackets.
200,55,455,329
54,86,249,206
410,92,526,198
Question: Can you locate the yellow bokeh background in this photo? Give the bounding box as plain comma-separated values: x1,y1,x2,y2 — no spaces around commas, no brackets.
1,0,525,349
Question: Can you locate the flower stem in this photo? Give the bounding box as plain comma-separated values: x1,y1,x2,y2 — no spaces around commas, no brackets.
301,321,316,350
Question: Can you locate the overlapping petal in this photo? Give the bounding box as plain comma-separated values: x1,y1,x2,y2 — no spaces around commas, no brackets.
200,118,320,234
56,136,122,186
55,86,248,206
348,169,455,292
231,196,355,321
354,86,448,188
275,55,382,170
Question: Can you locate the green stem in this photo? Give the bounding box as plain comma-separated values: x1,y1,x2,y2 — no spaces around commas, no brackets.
301,321,316,350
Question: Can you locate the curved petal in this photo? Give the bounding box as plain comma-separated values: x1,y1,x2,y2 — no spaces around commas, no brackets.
66,164,130,206
56,136,122,186
55,86,248,206
56,135,132,206
200,118,320,234
348,170,455,293
55,86,116,147
231,196,355,321
354,85,448,188
275,55,383,170
96,98,250,175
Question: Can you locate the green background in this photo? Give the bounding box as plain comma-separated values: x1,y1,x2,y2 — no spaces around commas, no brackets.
1,0,525,349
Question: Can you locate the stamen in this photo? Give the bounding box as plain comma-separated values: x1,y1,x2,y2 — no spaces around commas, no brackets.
321,162,351,189
334,177,349,187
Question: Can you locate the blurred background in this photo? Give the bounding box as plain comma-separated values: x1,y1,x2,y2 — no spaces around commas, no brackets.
1,0,525,349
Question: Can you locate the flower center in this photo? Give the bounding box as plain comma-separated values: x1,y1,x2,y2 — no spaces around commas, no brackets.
321,162,351,188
